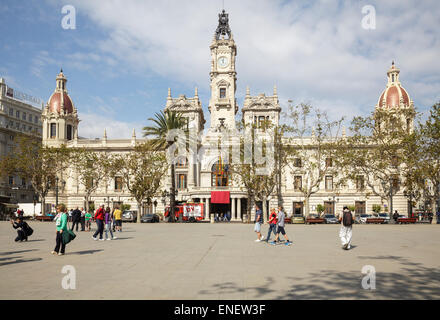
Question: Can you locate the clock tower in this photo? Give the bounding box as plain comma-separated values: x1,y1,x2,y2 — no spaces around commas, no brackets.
208,9,238,132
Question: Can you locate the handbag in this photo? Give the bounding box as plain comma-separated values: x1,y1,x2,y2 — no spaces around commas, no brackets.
62,220,76,244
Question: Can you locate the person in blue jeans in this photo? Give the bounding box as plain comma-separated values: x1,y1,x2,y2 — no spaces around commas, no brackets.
104,207,116,240
264,208,278,243
270,206,292,245
254,205,264,242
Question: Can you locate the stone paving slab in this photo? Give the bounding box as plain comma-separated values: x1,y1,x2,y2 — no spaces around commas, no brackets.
0,221,439,299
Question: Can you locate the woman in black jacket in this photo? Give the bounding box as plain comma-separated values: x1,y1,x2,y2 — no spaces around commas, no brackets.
11,218,30,242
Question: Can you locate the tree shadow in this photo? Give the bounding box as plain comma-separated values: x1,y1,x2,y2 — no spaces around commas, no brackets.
0,249,39,256
0,257,43,266
198,256,440,299
69,249,103,255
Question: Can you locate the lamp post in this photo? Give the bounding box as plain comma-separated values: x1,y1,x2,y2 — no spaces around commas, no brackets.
55,177,59,208
167,134,176,223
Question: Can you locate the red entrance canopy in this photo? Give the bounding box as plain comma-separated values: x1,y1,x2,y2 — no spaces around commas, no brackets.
211,191,230,204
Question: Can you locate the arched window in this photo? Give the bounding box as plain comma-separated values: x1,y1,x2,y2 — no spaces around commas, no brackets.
211,159,229,187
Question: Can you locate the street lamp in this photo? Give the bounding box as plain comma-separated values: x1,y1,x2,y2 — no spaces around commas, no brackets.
55,177,59,208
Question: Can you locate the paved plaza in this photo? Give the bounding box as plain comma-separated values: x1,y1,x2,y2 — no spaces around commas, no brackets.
0,221,439,300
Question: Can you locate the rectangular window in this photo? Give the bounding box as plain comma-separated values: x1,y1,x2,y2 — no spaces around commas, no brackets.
294,176,302,191
325,176,333,191
177,174,187,190
50,123,56,138
324,201,334,215
16,110,20,118
20,194,27,200
391,175,399,190
355,201,366,215
34,116,38,124
294,158,302,167
9,108,14,116
114,177,123,191
258,116,265,128
356,175,365,191
219,88,226,99
9,176,14,185
66,124,72,140
176,157,187,167
22,112,26,121
28,114,32,123
21,178,26,186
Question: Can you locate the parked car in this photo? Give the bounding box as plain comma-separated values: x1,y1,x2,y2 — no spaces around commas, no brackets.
140,213,160,223
122,210,138,223
323,214,339,224
291,214,305,224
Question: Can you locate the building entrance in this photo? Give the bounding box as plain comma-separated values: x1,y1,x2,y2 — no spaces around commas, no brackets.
211,203,231,221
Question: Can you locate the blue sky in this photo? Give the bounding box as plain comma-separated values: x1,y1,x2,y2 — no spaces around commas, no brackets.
1,0,439,138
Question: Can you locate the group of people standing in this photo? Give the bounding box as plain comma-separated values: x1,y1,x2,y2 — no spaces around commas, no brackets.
253,204,354,249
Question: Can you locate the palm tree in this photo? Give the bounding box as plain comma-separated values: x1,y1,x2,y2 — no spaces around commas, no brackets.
143,110,186,222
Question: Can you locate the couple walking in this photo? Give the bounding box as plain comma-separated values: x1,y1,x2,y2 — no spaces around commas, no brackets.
254,205,292,246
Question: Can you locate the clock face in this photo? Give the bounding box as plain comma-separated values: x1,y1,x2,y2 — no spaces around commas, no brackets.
218,56,229,68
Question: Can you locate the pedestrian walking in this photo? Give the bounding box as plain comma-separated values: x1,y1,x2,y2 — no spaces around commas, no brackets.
71,207,81,231
338,206,354,250
80,207,86,231
52,204,68,256
270,206,292,246
68,209,73,222
264,208,278,243
254,205,264,242
113,205,122,232
104,207,117,240
92,204,105,241
393,210,399,224
85,210,92,231
11,217,32,242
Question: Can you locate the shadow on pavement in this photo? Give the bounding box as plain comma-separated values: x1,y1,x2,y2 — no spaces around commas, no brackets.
113,237,134,240
27,239,46,242
0,257,43,266
69,249,103,255
198,256,440,299
0,249,39,256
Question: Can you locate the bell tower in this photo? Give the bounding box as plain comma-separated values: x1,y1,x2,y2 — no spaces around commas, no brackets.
208,9,238,132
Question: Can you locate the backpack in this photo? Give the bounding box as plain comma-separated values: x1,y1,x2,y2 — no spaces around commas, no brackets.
23,222,33,236
342,211,353,227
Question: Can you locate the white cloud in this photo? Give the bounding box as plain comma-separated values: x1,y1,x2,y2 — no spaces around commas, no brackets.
59,0,439,122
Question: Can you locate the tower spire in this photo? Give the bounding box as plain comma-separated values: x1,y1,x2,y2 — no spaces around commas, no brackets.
215,9,231,40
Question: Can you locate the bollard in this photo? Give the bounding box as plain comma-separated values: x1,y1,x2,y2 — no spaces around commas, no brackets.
210,214,214,224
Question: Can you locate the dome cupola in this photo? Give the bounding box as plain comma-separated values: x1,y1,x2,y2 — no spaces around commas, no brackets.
377,61,412,109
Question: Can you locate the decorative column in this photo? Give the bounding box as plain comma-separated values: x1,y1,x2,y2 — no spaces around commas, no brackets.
231,197,236,220
206,197,210,220
237,198,241,221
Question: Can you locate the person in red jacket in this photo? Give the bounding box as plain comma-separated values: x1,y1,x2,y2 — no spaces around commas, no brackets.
92,204,105,241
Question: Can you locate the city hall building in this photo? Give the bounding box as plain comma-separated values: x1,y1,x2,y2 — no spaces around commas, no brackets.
43,10,415,220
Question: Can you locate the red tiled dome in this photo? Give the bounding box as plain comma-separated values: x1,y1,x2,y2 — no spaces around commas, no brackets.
48,92,74,114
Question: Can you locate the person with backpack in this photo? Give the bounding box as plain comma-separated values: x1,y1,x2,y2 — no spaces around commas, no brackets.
339,206,354,250
11,217,32,242
93,204,105,241
264,208,278,243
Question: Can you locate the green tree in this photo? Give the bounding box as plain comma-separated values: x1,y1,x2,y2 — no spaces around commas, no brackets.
339,107,416,220
284,102,344,216
111,143,167,223
0,134,72,216
143,110,187,222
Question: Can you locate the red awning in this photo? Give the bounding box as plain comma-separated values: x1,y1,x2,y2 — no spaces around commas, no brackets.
211,191,230,204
